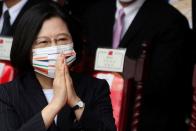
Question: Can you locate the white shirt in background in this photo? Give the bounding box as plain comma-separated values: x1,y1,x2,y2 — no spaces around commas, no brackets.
115,0,146,38
0,0,28,33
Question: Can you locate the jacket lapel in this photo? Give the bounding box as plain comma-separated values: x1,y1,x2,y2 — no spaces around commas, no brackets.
21,71,48,113
20,71,58,130
119,0,151,48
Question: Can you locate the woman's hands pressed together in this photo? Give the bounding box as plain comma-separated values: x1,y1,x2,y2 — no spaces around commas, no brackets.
52,54,68,108
52,53,80,108
41,54,84,129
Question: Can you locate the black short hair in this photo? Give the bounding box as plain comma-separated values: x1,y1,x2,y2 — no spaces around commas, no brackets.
11,1,82,73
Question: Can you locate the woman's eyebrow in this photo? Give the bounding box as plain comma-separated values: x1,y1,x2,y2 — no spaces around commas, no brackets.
36,33,71,39
57,33,71,37
36,36,49,40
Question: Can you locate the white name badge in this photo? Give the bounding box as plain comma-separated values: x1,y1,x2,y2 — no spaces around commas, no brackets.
0,37,13,60
94,48,126,72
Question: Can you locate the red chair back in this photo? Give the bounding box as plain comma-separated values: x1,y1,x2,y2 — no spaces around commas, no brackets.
91,43,149,131
0,61,14,84
93,72,132,131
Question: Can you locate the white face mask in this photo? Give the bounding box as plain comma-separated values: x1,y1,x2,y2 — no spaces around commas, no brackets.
32,44,76,78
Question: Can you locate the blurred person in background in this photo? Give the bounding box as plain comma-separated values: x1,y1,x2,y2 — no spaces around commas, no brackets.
83,0,193,130
0,0,45,36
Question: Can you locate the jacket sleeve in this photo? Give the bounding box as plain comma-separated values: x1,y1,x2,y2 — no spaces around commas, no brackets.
73,79,117,131
0,84,46,131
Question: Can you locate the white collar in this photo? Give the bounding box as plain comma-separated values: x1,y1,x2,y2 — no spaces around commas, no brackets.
2,0,28,25
43,89,53,92
116,0,146,17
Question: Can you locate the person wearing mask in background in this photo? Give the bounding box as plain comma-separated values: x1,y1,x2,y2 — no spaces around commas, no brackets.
83,0,193,130
0,2,116,131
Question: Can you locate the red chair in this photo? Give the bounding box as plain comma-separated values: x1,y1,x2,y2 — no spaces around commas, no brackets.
93,72,132,131
91,43,149,131
0,61,14,84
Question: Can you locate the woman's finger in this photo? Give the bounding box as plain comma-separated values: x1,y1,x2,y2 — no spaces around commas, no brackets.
64,57,69,73
55,53,65,78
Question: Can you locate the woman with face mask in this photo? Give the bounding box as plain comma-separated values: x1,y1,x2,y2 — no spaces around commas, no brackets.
0,1,116,131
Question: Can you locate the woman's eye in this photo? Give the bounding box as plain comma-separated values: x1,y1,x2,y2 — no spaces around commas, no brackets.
34,40,50,47
57,38,69,44
39,40,49,44
58,38,67,42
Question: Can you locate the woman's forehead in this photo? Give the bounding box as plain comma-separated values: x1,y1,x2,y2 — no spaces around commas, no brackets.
37,17,70,37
